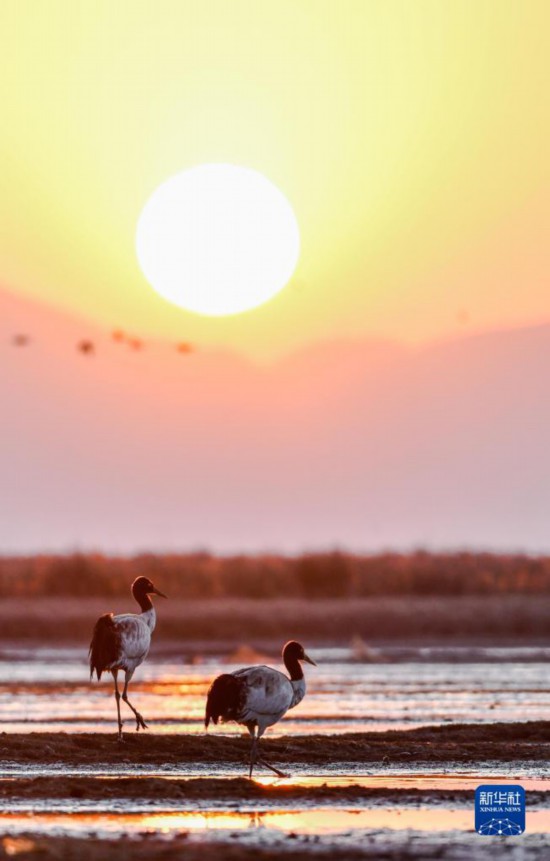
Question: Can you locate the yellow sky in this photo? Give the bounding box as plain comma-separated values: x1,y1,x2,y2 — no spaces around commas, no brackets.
1,1,549,358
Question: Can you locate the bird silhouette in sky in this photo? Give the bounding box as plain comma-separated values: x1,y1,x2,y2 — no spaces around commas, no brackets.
77,340,95,356
8,322,198,362
12,334,30,347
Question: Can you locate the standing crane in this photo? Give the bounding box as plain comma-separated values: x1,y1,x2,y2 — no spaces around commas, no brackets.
205,640,316,777
89,576,167,741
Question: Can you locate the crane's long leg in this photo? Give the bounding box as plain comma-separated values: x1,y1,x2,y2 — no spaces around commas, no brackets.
256,752,289,778
256,729,289,779
248,726,258,779
121,671,148,731
247,725,289,779
112,670,124,742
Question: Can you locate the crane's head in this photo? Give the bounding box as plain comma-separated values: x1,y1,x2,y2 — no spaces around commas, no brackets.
132,576,168,600
283,640,317,667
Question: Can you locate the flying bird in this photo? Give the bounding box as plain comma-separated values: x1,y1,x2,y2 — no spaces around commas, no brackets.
205,640,316,778
77,340,95,355
12,334,30,347
176,342,194,354
89,576,167,741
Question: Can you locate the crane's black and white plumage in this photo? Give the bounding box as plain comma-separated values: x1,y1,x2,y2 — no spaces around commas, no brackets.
89,576,167,741
205,641,316,777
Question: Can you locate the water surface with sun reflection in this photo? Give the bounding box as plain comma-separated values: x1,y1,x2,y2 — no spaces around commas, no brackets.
1,806,550,845
2,645,550,735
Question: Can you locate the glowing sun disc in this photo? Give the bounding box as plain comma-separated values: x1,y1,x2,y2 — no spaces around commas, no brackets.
135,164,300,316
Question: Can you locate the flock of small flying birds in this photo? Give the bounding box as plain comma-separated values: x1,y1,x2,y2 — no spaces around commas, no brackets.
9,330,194,357
89,577,316,778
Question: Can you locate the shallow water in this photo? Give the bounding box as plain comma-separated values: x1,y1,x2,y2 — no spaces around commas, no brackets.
2,771,549,792
2,645,550,735
1,807,549,839
1,758,549,783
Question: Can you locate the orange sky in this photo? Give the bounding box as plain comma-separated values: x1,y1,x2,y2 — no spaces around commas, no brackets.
1,1,549,359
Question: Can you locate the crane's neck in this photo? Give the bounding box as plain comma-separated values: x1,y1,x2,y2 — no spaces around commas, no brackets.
141,606,156,632
134,593,155,613
284,653,304,681
132,587,157,631
134,591,153,612
284,650,307,709
290,677,306,708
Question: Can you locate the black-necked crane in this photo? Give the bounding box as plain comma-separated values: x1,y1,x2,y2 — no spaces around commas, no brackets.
89,576,167,741
205,640,316,778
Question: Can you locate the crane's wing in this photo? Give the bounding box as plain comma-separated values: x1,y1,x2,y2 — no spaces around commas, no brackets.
112,613,152,661
89,614,120,680
233,666,294,718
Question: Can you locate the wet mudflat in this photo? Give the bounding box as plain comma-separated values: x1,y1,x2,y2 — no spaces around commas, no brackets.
0,834,546,861
2,775,549,806
2,721,550,770
2,727,550,859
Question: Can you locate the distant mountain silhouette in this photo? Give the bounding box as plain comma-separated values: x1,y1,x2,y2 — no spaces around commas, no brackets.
2,287,550,553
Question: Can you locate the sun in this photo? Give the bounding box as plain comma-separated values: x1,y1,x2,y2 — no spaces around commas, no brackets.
135,164,300,317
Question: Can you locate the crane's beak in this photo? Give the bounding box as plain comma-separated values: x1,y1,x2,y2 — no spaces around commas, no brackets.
302,653,317,666
151,587,168,598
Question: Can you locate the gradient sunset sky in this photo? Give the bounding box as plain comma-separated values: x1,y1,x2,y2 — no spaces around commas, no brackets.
2,1,549,360
2,2,550,554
